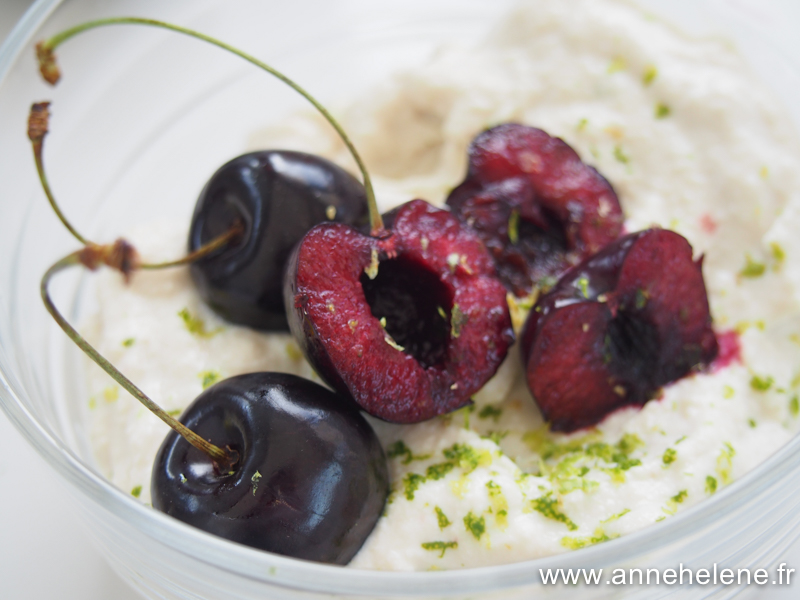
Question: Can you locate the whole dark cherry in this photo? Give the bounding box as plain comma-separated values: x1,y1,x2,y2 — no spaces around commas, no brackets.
151,372,388,564
189,151,369,330
447,123,624,296
284,199,514,424
521,228,718,432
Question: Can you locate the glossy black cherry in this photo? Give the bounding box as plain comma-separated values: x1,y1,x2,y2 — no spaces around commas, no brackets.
189,151,369,330
151,372,389,564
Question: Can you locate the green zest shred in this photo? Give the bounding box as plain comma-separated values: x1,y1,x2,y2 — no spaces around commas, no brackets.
450,304,468,339
716,443,735,485
771,242,786,268
613,145,630,164
130,485,142,498
654,103,671,118
435,506,451,530
750,375,774,392
508,210,520,245
251,470,262,496
199,370,220,389
576,276,590,298
443,443,492,474
421,541,458,558
178,307,221,338
705,475,718,495
671,490,688,504
478,405,503,422
662,447,677,466
386,440,431,465
532,493,578,531
642,64,658,85
662,489,688,515
544,455,598,495
523,429,643,490
426,462,456,480
463,512,486,540
403,473,427,500
486,480,509,528
740,254,766,278
561,527,614,550
399,443,492,501
601,508,630,524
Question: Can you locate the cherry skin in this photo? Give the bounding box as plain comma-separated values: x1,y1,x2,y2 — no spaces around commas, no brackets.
447,124,624,296
189,151,369,331
284,199,514,424
521,228,718,432
151,372,388,564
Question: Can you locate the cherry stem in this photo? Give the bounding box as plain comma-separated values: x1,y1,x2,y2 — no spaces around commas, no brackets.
28,102,88,245
37,16,385,236
28,102,243,270
41,251,236,471
140,220,244,270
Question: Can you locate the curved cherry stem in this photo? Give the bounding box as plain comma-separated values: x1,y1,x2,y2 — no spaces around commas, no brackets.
37,16,384,236
41,251,237,471
139,220,244,270
28,102,88,245
28,102,244,269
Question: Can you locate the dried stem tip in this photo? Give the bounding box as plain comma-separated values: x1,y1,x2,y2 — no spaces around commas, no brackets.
79,238,140,281
36,42,60,85
27,102,51,142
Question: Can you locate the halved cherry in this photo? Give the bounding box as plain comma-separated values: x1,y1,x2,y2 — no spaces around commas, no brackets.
447,123,624,296
284,199,514,423
521,228,718,432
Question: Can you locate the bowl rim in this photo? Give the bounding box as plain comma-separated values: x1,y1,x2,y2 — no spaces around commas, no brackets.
2,0,800,595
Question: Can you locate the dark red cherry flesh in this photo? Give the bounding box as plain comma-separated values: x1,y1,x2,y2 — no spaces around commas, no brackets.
521,229,718,432
151,372,388,564
189,151,369,330
284,199,514,423
447,123,624,296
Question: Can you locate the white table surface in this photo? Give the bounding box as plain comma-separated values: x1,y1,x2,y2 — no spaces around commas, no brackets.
2,1,800,599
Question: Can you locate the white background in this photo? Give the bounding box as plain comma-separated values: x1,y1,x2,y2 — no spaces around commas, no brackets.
1,1,800,599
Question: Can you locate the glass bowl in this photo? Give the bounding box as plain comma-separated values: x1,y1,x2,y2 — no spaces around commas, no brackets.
2,0,800,598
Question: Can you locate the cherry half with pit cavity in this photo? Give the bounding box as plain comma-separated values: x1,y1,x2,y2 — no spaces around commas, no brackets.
152,373,388,564
447,123,624,296
284,199,514,424
189,151,369,331
521,228,718,432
